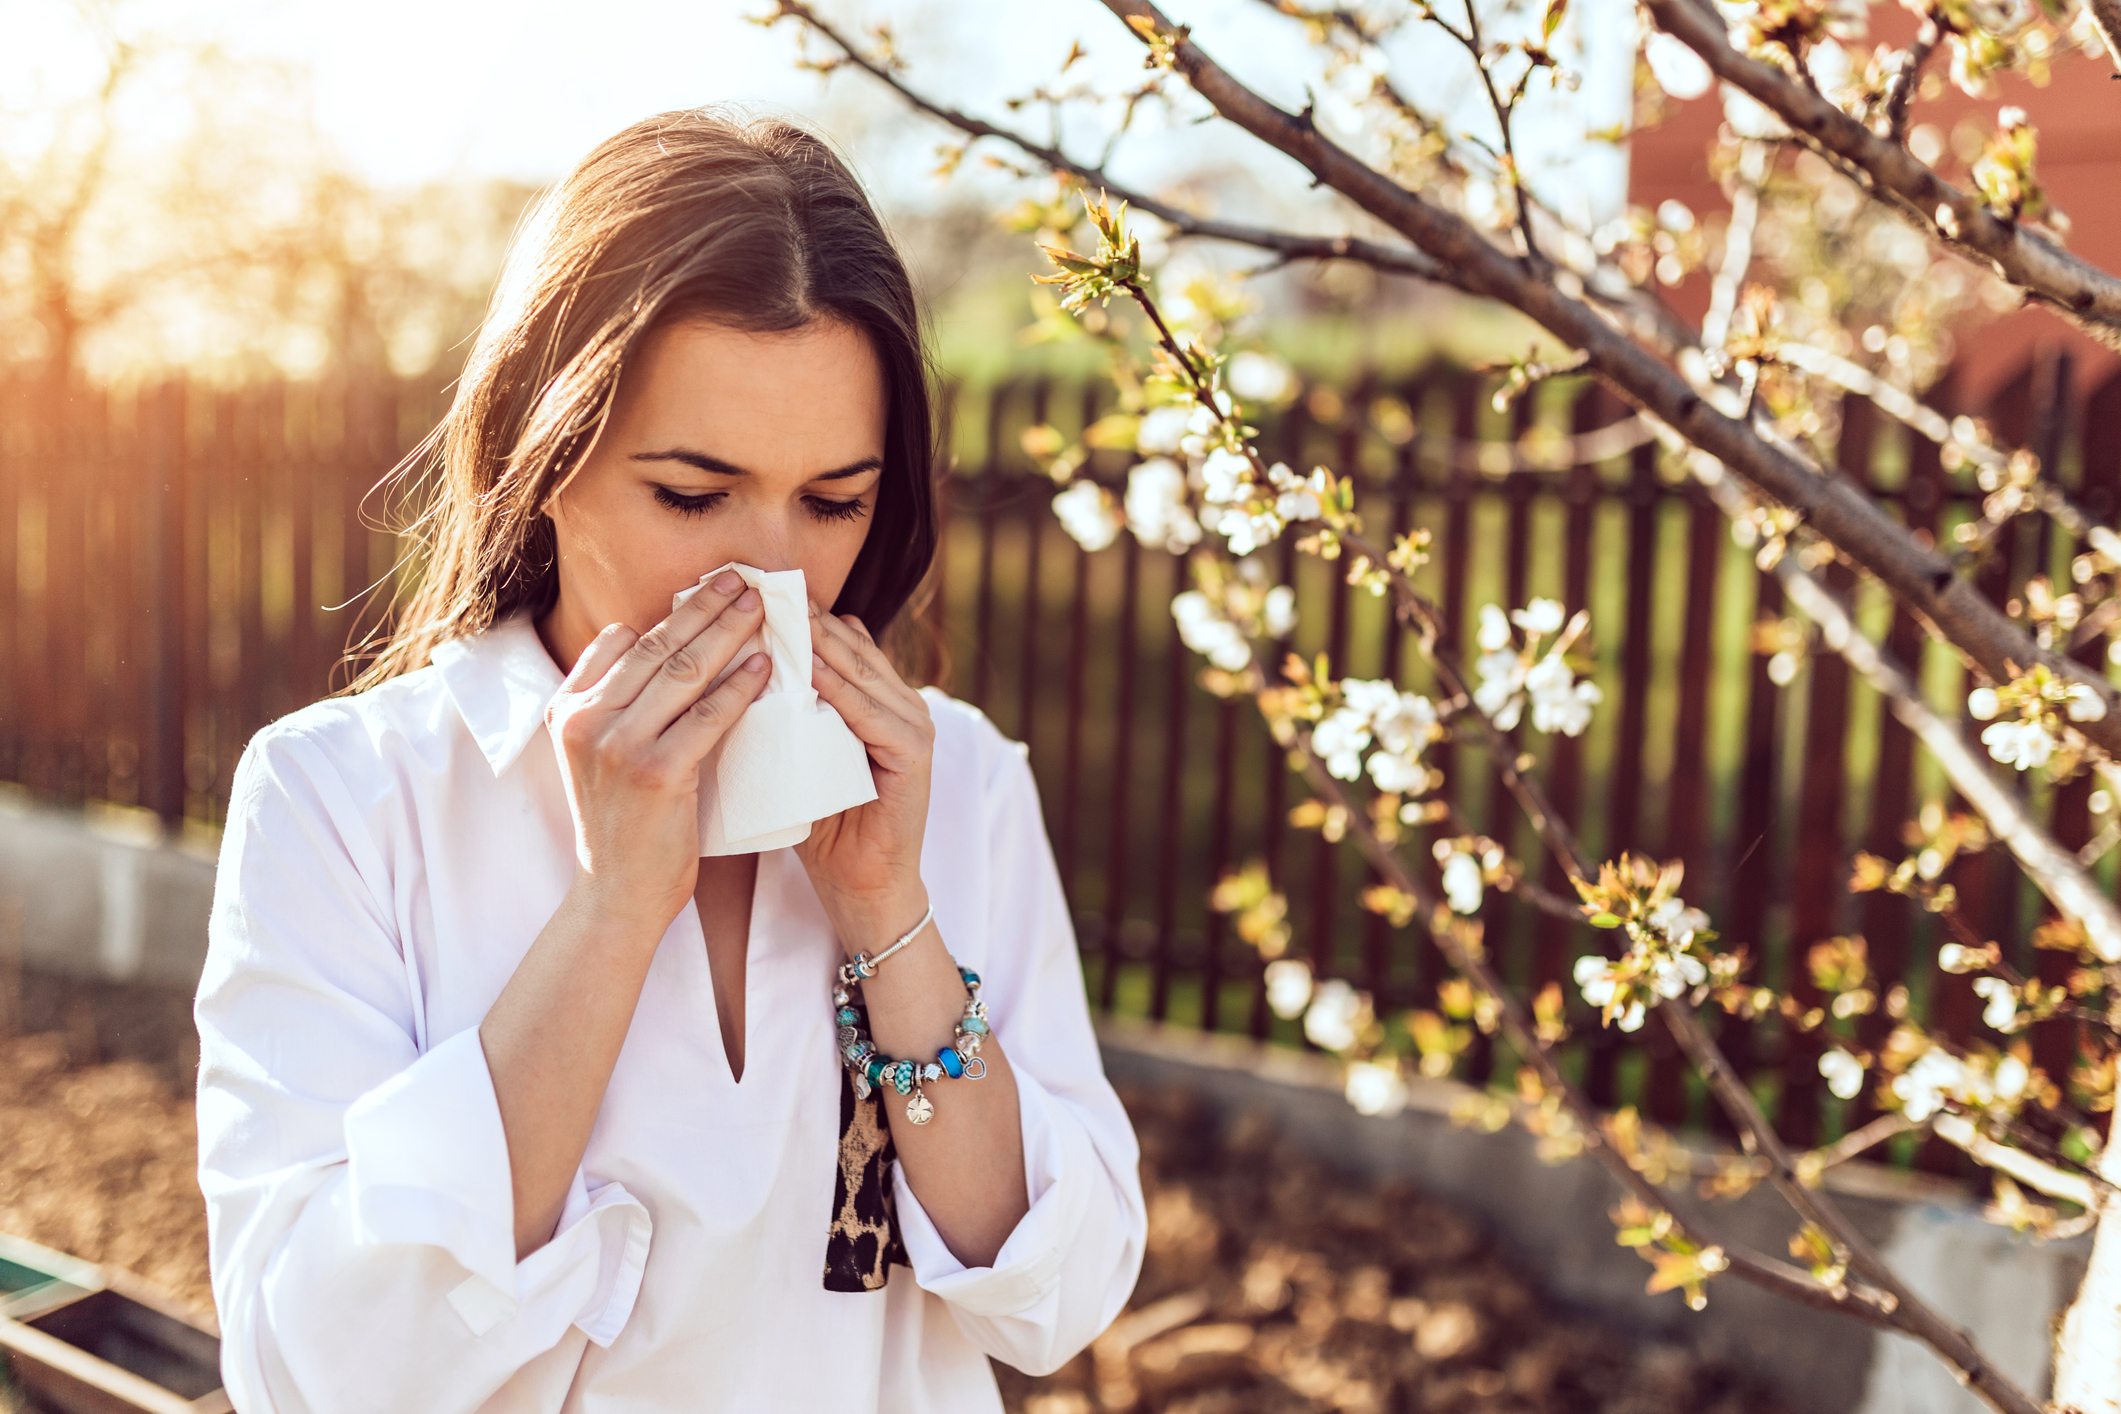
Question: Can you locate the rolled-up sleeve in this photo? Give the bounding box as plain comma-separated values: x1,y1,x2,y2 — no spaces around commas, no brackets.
893,728,1146,1376
195,724,650,1414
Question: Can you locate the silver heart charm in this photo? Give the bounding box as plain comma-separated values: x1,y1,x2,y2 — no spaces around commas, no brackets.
905,1092,934,1126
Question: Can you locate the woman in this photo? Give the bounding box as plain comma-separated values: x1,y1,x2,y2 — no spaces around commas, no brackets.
193,110,1145,1413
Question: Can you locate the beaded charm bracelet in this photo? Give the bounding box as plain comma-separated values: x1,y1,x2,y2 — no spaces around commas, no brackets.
832,963,989,1127
837,902,934,985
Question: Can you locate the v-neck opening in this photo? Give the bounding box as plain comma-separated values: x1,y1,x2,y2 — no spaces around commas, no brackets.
693,852,765,1086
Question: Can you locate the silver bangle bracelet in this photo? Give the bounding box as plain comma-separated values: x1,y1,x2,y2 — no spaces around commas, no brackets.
837,901,934,986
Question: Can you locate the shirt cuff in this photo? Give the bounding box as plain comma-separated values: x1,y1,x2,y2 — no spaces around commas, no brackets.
343,1026,652,1346
893,1065,1088,1318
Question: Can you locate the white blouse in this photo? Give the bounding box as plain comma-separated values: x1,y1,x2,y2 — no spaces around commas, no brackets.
192,612,1146,1414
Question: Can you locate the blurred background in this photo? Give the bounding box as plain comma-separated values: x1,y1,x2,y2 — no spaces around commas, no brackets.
6,1,2121,1410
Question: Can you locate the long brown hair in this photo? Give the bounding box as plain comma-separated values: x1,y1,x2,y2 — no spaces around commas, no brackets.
348,109,939,693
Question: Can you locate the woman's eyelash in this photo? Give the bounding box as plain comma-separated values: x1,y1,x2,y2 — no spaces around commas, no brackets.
653,486,726,518
804,496,869,524
651,485,869,524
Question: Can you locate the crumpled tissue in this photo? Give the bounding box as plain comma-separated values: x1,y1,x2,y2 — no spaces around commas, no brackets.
672,562,878,855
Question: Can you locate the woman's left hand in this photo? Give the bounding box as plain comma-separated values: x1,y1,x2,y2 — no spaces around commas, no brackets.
799,603,935,950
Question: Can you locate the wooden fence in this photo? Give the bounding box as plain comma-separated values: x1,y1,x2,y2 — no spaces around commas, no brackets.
3,356,2115,1168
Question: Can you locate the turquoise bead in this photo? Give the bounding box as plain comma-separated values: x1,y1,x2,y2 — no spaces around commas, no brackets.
837,1007,859,1027
962,1016,990,1036
892,1062,915,1095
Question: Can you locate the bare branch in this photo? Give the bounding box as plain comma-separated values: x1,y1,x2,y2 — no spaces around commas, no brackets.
1098,0,2121,772
1808,1113,1921,1172
1287,741,1907,1331
1701,141,1767,353
2085,0,2121,83
1878,11,1940,142
1935,1114,2098,1208
766,0,1451,284
1642,417,2121,964
1640,0,2121,351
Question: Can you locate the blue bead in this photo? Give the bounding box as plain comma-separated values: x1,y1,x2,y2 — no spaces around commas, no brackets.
837,1007,859,1027
962,1016,990,1036
959,968,981,987
936,1046,964,1079
892,1062,915,1095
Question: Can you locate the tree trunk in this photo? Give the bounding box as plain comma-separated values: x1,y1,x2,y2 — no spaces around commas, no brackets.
2053,1120,2121,1411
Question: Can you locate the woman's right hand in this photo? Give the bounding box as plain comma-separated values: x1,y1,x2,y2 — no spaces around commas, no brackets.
543,570,771,935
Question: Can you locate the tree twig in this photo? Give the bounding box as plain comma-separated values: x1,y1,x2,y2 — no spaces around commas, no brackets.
1640,0,2121,351
1097,0,2121,770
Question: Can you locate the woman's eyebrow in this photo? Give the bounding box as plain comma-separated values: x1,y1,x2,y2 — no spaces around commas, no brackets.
631,449,883,482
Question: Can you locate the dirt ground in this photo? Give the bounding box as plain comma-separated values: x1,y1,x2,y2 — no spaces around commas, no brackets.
0,1033,1784,1412
0,1032,211,1317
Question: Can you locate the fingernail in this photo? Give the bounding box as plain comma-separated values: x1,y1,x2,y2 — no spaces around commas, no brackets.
745,653,769,673
714,572,742,595
812,651,826,672
736,588,760,610
807,598,821,618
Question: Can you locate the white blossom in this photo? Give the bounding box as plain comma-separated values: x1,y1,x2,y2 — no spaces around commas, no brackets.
1052,480,1121,552
1473,649,1527,730
1345,1060,1409,1117
1135,405,1192,456
1994,1054,2029,1101
1967,686,2001,721
1227,351,1296,405
1313,708,1373,781
1171,591,1252,672
1981,717,2055,771
1643,31,1713,99
1263,584,1297,638
1892,1048,1969,1122
1525,653,1602,737
1179,403,1221,458
1573,954,1619,1008
1648,951,1708,999
1372,693,1439,756
1124,458,1201,553
1442,852,1484,914
1304,978,1364,1051
1616,1001,1646,1032
1340,678,1402,719
1511,598,1567,636
2067,683,2108,722
1477,603,1514,652
1275,488,1321,522
1264,958,1315,1019
1819,1050,1866,1101
1367,751,1430,793
1200,447,1252,504
1972,976,2018,1032
1219,511,1284,557
1646,898,1710,949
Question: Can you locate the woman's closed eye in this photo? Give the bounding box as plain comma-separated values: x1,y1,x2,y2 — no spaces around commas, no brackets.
652,485,870,523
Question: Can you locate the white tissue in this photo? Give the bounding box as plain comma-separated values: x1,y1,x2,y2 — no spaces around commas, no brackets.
672,562,879,856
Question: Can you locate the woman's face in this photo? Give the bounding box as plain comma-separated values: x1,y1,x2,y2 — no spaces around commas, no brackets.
537,317,888,671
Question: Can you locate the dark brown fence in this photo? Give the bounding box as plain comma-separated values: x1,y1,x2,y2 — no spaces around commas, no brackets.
4,356,2115,1168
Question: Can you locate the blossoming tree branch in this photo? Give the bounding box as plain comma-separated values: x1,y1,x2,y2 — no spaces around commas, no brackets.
770,0,2121,1406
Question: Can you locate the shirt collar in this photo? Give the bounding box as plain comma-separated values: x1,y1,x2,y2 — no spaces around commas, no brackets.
430,613,565,777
